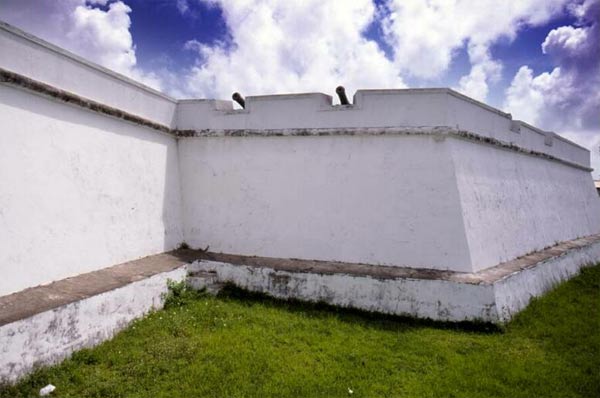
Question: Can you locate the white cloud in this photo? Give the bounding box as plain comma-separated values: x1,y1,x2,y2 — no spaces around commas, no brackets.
503,65,549,125
181,0,405,100
69,2,136,74
543,25,589,55
0,0,574,104
0,0,162,90
457,43,502,101
504,0,600,178
381,0,569,101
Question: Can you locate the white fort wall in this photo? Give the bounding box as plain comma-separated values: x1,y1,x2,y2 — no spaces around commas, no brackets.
0,23,184,296
451,138,600,271
178,132,600,273
0,22,176,126
178,134,475,271
1,20,599,296
176,93,599,272
175,90,590,169
0,84,183,297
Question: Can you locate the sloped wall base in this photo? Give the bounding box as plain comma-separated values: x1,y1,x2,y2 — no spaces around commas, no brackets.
1,235,599,383
188,235,600,323
0,254,188,383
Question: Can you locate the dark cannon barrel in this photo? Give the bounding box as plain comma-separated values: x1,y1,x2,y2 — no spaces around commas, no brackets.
336,86,350,105
232,92,245,109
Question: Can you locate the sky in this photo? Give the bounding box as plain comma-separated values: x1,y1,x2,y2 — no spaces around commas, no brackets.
0,0,598,177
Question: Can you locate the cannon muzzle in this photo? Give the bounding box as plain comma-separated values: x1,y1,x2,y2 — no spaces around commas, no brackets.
232,92,245,108
336,86,350,105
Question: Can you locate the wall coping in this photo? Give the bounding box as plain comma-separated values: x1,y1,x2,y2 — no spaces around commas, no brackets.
0,67,173,135
0,21,177,104
0,67,592,172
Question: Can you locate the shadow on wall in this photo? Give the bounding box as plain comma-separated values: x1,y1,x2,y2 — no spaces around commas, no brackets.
0,84,183,296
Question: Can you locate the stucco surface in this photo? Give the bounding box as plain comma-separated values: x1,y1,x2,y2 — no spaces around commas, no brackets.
178,132,600,272
178,134,473,271
188,234,600,323
0,266,186,383
191,260,497,321
0,84,183,296
450,138,600,271
493,237,600,321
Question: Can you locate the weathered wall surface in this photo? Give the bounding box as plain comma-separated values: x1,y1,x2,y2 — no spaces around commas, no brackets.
0,265,186,382
190,260,497,322
451,138,600,271
178,134,474,271
188,234,600,323
177,130,600,272
0,84,183,296
175,89,598,272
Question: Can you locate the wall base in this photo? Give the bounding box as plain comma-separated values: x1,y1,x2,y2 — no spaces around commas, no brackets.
0,253,190,383
2,235,598,383
189,234,600,323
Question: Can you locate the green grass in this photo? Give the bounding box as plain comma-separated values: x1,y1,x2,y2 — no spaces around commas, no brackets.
2,265,599,398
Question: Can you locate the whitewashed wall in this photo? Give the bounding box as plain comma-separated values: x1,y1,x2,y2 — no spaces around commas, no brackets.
451,138,600,271
177,132,600,273
1,19,598,295
178,134,474,271
175,89,598,273
0,84,183,296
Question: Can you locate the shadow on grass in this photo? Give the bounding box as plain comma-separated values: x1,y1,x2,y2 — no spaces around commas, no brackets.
215,283,503,334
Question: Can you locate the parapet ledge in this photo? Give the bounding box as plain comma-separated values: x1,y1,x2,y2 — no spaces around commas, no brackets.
175,88,458,130
0,21,175,103
246,92,333,112
517,120,588,152
178,98,235,111
174,88,590,170
351,88,451,110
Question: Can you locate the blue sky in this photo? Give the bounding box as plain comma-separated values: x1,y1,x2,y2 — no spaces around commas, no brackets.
126,0,229,70
0,0,598,174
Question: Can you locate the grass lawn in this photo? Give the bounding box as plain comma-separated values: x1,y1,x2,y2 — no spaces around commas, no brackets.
1,265,599,398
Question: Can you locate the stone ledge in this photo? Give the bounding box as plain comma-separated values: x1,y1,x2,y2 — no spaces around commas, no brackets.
192,234,600,285
1,234,598,382
2,235,598,328
0,250,197,327
0,266,188,383
189,234,600,323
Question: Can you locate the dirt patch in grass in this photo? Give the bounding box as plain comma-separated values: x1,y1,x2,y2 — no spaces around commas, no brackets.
2,265,599,398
